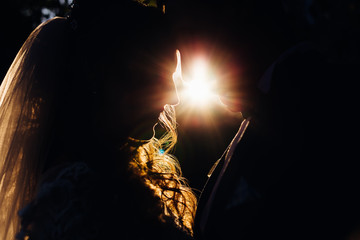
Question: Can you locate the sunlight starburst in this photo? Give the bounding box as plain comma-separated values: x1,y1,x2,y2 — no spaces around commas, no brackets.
182,57,218,107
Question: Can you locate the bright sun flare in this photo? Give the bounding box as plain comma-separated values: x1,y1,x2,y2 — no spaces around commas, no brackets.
182,58,217,106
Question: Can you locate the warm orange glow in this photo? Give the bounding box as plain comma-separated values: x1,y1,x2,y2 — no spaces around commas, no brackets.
171,50,243,129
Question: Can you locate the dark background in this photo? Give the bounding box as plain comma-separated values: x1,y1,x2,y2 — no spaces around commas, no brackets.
0,0,72,81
